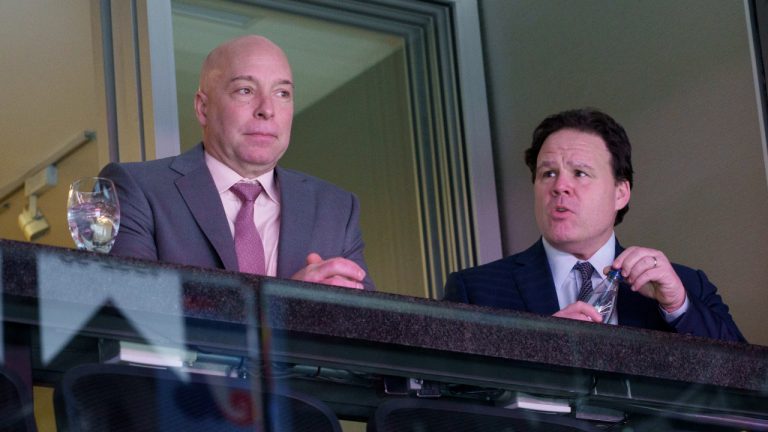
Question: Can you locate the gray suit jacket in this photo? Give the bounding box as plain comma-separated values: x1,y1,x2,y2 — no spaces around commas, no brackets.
100,144,374,290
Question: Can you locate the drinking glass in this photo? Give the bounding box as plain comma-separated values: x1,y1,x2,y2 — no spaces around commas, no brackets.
67,177,120,253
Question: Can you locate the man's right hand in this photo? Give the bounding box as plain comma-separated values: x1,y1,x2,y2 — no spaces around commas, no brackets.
553,301,603,322
290,252,366,289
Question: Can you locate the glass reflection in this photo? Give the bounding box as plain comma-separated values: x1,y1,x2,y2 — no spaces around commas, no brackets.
37,252,183,365
1,239,767,430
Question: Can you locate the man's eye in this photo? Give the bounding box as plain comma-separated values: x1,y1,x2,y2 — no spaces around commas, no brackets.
541,171,556,178
276,89,292,99
575,170,588,177
236,88,252,95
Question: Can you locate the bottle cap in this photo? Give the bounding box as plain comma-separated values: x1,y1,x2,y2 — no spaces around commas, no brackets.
607,268,623,281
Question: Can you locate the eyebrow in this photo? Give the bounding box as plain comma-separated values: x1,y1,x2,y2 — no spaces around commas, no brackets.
536,159,594,170
536,159,561,170
569,160,593,170
230,75,294,88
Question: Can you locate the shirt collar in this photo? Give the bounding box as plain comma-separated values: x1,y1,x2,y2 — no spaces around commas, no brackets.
204,152,279,203
542,233,616,288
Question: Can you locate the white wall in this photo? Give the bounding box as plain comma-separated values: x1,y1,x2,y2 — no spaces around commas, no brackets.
480,0,768,344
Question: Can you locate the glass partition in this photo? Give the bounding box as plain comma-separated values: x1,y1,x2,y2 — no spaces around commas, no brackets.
2,239,768,431
1,240,268,430
254,272,768,431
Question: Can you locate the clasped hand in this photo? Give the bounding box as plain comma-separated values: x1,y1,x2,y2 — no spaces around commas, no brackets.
291,252,366,289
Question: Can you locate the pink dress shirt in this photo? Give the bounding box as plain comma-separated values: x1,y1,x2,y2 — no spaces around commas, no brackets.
205,152,281,276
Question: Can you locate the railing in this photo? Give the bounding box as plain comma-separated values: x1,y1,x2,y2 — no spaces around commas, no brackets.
0,130,95,208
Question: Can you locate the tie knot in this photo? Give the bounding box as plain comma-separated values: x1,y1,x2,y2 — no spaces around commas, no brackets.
230,182,263,203
574,261,594,281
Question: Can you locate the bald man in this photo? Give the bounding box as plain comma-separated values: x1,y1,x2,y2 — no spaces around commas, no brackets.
100,35,374,290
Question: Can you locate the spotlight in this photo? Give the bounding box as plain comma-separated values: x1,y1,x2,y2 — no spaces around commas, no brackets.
17,165,57,242
18,195,50,241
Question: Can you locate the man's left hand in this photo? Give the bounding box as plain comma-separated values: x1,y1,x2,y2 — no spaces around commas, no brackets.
291,252,366,289
611,246,686,313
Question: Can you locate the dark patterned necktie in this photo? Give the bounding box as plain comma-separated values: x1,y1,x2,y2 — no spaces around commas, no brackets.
230,182,266,275
574,261,594,302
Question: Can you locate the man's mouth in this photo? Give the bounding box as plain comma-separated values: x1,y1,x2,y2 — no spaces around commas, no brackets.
550,204,573,218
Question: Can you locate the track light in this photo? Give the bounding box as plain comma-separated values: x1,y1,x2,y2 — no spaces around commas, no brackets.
18,194,50,241
17,165,57,241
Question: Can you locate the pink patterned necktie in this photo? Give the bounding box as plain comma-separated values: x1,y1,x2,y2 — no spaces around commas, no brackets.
230,182,266,275
574,261,595,302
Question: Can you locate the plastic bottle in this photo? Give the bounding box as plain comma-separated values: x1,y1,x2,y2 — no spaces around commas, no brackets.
586,269,623,323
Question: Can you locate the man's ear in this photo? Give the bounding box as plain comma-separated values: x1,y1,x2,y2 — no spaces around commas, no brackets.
615,180,631,210
194,90,207,127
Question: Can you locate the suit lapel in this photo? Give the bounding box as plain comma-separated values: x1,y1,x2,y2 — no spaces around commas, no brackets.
514,240,560,314
171,144,238,271
275,167,314,278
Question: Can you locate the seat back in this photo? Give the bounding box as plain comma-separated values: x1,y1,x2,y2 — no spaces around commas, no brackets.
0,365,37,432
368,398,602,432
54,363,341,432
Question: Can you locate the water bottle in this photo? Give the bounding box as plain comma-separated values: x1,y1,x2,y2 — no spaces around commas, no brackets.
585,269,623,323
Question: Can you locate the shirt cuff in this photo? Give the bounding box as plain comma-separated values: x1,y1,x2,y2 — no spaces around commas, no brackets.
660,295,689,322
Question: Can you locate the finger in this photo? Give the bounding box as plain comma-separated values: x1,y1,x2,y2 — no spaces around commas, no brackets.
617,248,664,285
630,265,685,309
614,246,647,276
553,302,603,322
635,255,660,281
629,268,660,292
306,252,323,265
633,282,657,300
319,276,364,290
307,257,366,282
648,255,659,270
611,246,637,270
611,245,644,272
631,253,671,288
578,301,604,323
323,257,366,281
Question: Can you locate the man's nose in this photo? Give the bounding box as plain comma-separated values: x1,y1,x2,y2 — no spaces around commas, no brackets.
552,175,572,195
254,94,274,119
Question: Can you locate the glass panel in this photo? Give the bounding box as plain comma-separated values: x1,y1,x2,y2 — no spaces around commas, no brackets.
2,239,768,430
1,239,266,430
254,275,768,431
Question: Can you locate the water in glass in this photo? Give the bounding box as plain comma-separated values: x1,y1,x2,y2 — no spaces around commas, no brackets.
67,177,120,253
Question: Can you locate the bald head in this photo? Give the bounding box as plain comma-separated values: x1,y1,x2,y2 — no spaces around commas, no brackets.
199,35,291,92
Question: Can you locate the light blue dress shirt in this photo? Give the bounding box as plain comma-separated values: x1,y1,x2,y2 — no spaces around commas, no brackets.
542,233,688,325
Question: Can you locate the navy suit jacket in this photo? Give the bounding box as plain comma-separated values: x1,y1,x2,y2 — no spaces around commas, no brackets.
100,144,374,290
444,239,745,342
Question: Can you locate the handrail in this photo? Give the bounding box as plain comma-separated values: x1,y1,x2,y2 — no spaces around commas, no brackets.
0,130,95,204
